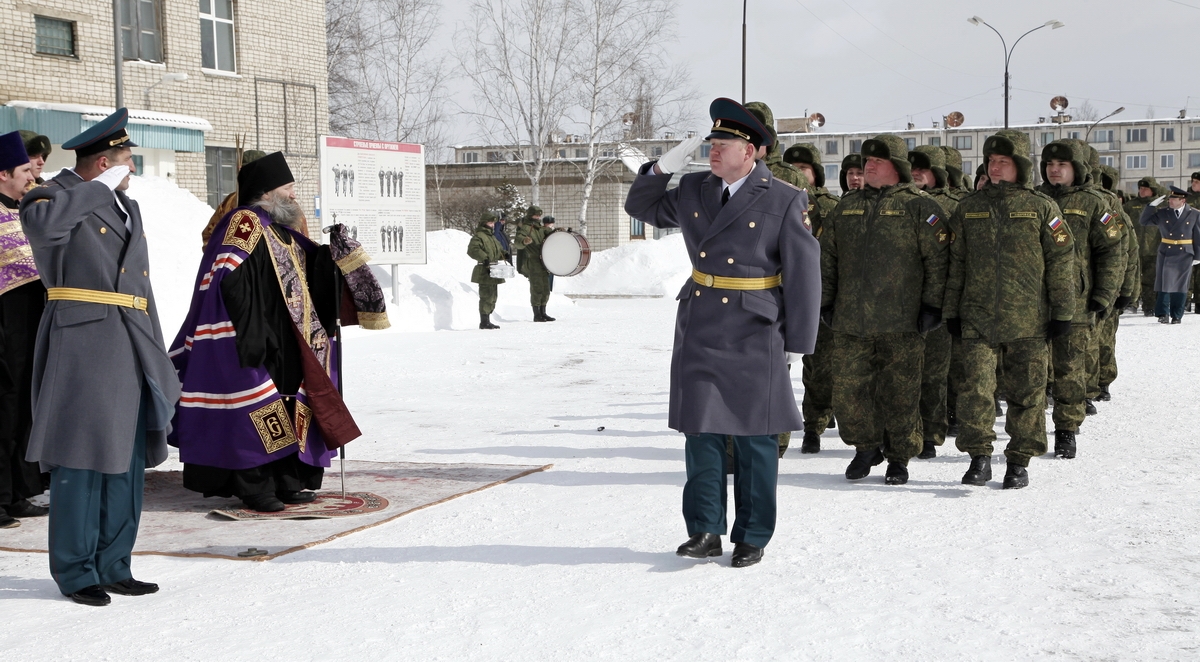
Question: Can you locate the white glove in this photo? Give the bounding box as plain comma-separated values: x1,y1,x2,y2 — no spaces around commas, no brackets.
1150,195,1166,207
786,352,803,364
1193,260,1199,266
655,135,704,175
94,165,130,191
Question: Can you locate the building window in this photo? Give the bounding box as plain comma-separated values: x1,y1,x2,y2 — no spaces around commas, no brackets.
630,217,645,239
1191,126,1200,141
1161,154,1175,169
1162,127,1176,142
120,0,163,62
825,140,838,155
927,137,941,147
824,164,839,183
205,147,236,208
700,144,711,158
1092,129,1113,143
1040,131,1055,145
849,139,863,153
486,151,504,162
461,152,478,163
1065,131,1080,140
575,148,586,158
34,16,76,57
200,0,236,72
904,138,916,150
1100,156,1114,167
601,148,614,157
962,160,973,174
651,146,663,157
1126,155,1147,170
1189,153,1200,168
952,135,972,150
1127,128,1147,143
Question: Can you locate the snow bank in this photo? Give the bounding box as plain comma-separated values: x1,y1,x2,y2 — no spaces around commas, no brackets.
551,233,691,298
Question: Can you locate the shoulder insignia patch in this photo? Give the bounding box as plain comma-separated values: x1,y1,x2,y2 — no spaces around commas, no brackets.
1098,212,1113,225
926,214,940,227
936,229,949,245
815,227,823,238
223,209,263,253
803,214,812,231
1107,227,1119,238
1053,231,1070,246
1010,211,1039,219
949,230,957,244
1048,216,1064,231
964,211,990,219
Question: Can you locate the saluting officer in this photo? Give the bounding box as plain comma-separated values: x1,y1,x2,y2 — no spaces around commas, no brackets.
1125,177,1168,315
19,109,181,605
624,98,821,568
1140,186,1200,323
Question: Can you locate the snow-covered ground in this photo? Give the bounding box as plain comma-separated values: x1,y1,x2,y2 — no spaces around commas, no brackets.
2,177,1197,660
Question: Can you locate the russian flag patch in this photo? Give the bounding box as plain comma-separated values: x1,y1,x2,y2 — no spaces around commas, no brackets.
1099,212,1112,225
926,214,940,226
1048,217,1063,231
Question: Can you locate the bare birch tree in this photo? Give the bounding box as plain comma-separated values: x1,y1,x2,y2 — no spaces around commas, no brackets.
458,0,578,205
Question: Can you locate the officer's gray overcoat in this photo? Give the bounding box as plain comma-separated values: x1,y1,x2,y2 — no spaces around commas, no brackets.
19,170,181,473
624,160,821,436
1140,204,1200,293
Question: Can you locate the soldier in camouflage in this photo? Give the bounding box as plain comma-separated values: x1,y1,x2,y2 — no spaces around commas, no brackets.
945,130,1076,489
783,143,841,453
821,134,948,485
840,153,865,193
939,145,971,193
745,102,810,193
467,211,508,329
514,205,542,274
1096,163,1138,400
516,209,556,322
1125,177,1168,314
1036,140,1124,457
908,146,962,459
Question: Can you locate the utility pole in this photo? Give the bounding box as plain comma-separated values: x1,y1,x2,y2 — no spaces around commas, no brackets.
741,0,747,104
113,0,123,107
968,17,1064,128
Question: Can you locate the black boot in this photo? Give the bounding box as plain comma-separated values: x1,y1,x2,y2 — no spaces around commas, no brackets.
845,447,884,480
961,455,992,486
480,312,499,329
533,306,546,322
827,416,836,430
730,542,763,568
1085,398,1097,416
540,306,556,321
676,533,722,558
1003,464,1029,489
1097,384,1111,402
1054,429,1077,459
884,461,909,485
917,440,937,459
800,430,821,454
946,409,958,437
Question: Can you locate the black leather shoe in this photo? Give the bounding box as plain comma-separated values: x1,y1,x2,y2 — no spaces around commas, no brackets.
1085,399,1097,416
242,493,285,512
917,440,936,459
800,430,821,454
1158,316,1170,324
1097,385,1111,402
276,490,316,504
884,461,909,485
1054,429,1077,459
6,499,49,518
1171,317,1182,325
66,585,111,606
676,533,722,559
1003,464,1029,489
730,542,763,568
103,578,159,596
0,512,18,529
961,455,992,486
845,448,884,480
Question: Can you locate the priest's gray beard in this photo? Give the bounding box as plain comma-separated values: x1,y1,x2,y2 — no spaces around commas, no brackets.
258,190,304,230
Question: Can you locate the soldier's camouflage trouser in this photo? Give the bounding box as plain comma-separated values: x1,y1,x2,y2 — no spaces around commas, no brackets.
478,283,498,314
1050,323,1090,432
801,324,835,433
831,332,924,464
1098,313,1120,388
1141,255,1158,312
529,271,551,306
1086,314,1106,399
953,337,1048,467
920,325,952,446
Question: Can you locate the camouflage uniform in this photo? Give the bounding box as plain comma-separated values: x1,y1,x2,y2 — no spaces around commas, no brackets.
1096,164,1138,396
514,205,541,274
821,134,949,470
745,102,810,192
909,146,964,452
516,218,552,306
839,153,864,193
783,143,842,449
944,131,1076,468
1124,178,1167,313
940,145,971,193
467,214,507,316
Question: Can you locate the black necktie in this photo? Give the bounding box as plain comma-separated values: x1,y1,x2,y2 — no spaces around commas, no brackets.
721,188,730,206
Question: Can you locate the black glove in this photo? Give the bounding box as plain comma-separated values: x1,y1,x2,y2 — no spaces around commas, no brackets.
946,318,962,338
1047,319,1073,340
1087,298,1107,319
1113,295,1132,310
820,305,834,328
917,305,943,334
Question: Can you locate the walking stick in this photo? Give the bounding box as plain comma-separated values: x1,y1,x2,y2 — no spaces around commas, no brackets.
325,223,348,501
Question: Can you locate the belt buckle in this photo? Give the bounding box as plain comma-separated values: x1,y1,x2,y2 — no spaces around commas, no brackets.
133,296,146,310
704,274,714,288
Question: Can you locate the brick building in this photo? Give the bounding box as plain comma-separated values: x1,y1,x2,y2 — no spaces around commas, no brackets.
0,0,328,230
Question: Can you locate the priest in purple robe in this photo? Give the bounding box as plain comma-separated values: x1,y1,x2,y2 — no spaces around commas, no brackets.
170,152,363,512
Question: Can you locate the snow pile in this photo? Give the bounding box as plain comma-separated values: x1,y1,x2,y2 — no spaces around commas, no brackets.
551,233,691,297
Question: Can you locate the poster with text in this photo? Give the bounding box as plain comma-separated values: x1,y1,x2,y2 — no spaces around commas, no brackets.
319,136,426,265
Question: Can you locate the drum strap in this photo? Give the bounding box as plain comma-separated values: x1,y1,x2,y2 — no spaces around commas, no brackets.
691,269,782,290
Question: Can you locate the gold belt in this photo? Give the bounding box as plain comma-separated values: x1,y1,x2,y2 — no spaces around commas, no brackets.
1161,238,1193,245
691,268,782,290
47,287,148,311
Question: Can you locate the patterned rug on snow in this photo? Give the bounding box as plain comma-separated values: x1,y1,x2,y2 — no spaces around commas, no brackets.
0,460,549,561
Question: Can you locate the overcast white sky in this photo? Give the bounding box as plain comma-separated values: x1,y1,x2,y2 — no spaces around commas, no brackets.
437,0,1199,141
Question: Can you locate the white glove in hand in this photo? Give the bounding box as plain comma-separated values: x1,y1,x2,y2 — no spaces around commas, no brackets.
786,352,803,365
1193,260,1199,266
655,135,704,175
95,165,130,191
1150,195,1166,207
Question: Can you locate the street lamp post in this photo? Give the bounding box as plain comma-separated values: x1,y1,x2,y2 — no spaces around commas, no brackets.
143,73,189,111
741,0,748,104
968,17,1064,128
1085,106,1125,142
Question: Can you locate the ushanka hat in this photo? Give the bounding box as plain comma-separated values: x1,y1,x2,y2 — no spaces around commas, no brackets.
0,131,29,172
861,134,912,183
237,151,294,205
18,130,51,159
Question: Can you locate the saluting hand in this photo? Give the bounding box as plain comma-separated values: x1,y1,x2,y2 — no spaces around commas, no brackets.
654,135,704,175
95,165,130,191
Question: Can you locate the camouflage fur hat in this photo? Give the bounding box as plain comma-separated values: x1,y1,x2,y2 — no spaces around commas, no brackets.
783,143,824,187
861,134,912,184
480,211,498,223
840,153,863,191
18,130,51,158
1099,164,1120,192
526,205,543,217
1192,171,1200,181
744,101,782,155
908,145,948,189
983,129,1033,186
241,149,267,166
1040,140,1091,187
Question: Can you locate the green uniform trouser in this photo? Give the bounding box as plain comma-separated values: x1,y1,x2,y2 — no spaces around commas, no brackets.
831,332,924,464
953,337,1048,467
1140,255,1158,312
529,271,551,306
920,326,951,447
1050,324,1090,432
800,324,835,433
1098,313,1120,388
1086,315,1105,399
478,283,498,314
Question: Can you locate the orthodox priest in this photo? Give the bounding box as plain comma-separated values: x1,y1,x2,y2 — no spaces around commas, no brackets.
170,152,362,512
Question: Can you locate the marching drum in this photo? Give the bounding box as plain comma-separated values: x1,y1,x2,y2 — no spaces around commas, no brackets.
541,230,591,277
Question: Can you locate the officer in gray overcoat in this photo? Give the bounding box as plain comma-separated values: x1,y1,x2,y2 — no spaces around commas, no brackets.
624,98,821,568
1140,186,1200,323
19,109,181,606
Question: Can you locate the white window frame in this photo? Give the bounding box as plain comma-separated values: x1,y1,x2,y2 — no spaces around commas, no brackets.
1162,128,1176,142
1161,154,1175,169
1092,129,1113,143
1188,153,1200,168
1127,128,1147,143
1099,156,1114,167
200,0,236,73
1126,155,1147,170
952,135,972,150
